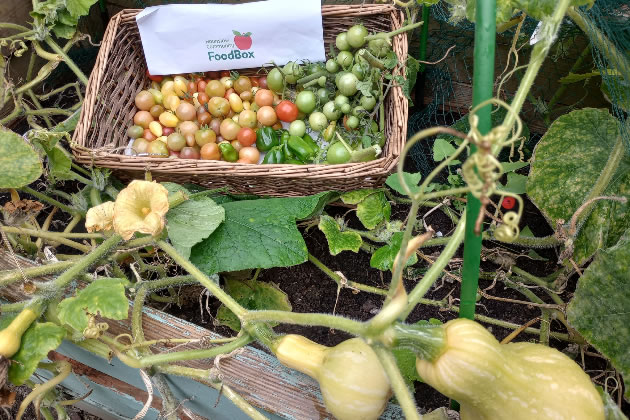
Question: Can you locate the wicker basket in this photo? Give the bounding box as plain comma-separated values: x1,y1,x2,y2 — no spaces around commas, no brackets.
72,5,408,197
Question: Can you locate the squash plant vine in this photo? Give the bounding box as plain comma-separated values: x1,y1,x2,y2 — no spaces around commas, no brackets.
0,0,629,419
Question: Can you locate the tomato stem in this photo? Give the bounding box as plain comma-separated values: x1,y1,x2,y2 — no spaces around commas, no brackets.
296,70,328,86
365,21,423,42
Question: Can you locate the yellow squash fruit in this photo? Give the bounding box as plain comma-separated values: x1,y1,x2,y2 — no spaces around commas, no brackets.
0,308,39,358
414,319,604,420
273,334,391,420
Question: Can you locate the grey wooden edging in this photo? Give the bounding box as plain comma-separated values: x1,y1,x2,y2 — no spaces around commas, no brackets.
1,250,405,419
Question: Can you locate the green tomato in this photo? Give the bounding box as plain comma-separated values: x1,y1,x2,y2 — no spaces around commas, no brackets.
267,68,285,93
368,38,390,58
360,95,377,111
289,120,307,137
334,95,349,108
340,103,352,114
351,63,368,81
346,115,359,129
326,141,351,164
336,32,351,51
336,51,354,69
323,101,342,121
127,125,144,139
283,62,302,84
336,73,359,97
352,106,366,117
296,90,317,114
326,59,340,73
347,24,368,48
309,112,328,132
317,88,330,102
318,76,327,87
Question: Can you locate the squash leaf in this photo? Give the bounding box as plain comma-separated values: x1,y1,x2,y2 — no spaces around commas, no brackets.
191,192,332,274
318,215,362,255
0,128,42,188
527,108,630,264
386,171,422,196
57,278,129,332
567,229,630,401
217,278,291,332
0,317,66,386
163,184,225,260
370,232,418,271
341,189,390,230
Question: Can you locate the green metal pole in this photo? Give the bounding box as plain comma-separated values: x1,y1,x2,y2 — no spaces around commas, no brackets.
459,0,496,320
418,5,431,73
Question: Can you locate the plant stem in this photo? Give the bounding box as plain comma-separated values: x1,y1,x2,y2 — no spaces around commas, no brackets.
372,345,420,420
308,253,387,295
151,373,179,420
498,0,572,154
499,233,561,248
135,333,252,368
365,21,423,41
157,240,246,317
156,365,270,420
44,37,89,85
243,310,366,337
51,234,122,296
566,7,630,81
0,260,74,288
0,301,28,313
0,226,91,253
404,213,466,319
20,186,82,216
1,226,103,240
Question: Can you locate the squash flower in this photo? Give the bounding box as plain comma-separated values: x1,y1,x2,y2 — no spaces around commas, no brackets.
85,201,115,233
113,180,169,240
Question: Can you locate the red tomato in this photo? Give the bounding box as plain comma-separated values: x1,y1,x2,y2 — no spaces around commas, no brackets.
220,70,231,78
224,88,235,100
502,196,516,209
237,127,257,147
146,69,163,82
205,71,220,79
197,80,207,93
258,76,268,89
250,77,260,87
276,100,299,122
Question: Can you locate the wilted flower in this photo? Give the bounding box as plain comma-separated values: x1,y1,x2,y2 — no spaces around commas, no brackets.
113,180,169,240
85,201,115,233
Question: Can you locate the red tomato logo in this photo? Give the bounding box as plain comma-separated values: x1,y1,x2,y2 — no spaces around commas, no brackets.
501,196,516,210
233,30,252,50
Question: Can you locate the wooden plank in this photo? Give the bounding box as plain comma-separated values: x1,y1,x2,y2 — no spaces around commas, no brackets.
0,250,406,419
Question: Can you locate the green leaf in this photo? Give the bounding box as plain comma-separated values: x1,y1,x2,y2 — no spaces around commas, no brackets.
318,215,362,255
567,230,630,401
57,278,129,332
356,81,373,98
392,347,422,385
190,193,331,274
370,232,418,271
341,189,390,230
386,172,422,196
432,138,457,162
527,108,630,264
166,195,225,260
217,278,291,332
66,0,97,17
0,128,43,188
383,50,398,70
500,172,527,194
52,22,77,39
7,321,65,385
406,55,420,93
601,75,630,113
500,161,529,172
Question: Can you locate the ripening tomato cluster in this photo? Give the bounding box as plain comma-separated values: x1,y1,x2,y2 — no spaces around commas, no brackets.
128,70,303,163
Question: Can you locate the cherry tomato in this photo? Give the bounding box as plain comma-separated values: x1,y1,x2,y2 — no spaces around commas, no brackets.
239,90,253,102
180,146,200,160
258,76,268,89
135,90,155,111
200,143,221,160
205,71,220,79
197,92,209,106
502,196,516,210
239,146,260,164
255,89,274,107
134,111,154,128
220,118,241,140
205,80,226,98
167,133,186,151
257,106,277,126
250,77,260,87
195,128,217,147
220,70,231,78
197,111,212,126
149,104,164,118
210,118,221,134
146,69,163,82
132,138,150,154
208,97,230,117
238,110,257,128
162,126,174,137
147,140,169,158
275,100,298,122
197,80,207,93
176,102,196,121
127,125,144,139
237,127,257,147
233,76,252,94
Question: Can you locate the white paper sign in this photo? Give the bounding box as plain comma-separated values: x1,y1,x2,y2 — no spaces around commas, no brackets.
136,0,326,75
